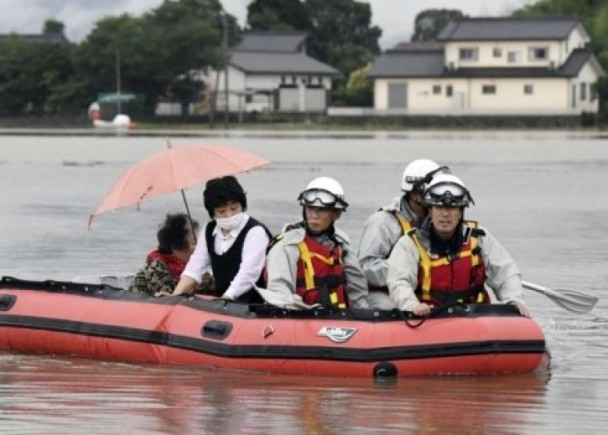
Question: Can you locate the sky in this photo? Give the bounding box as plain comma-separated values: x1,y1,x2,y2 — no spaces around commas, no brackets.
0,0,531,50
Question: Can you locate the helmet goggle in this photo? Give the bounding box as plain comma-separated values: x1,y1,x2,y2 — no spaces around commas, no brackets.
411,165,451,192
424,181,474,207
298,188,348,210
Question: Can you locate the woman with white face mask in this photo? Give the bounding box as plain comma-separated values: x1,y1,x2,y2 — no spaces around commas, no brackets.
171,176,271,303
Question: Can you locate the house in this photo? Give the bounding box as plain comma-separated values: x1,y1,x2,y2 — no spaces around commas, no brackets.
368,16,605,116
0,33,69,45
213,31,340,113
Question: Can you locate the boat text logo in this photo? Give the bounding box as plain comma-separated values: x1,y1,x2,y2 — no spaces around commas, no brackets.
317,326,357,343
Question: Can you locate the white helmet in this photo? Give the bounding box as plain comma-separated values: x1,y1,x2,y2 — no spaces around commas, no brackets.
423,173,474,208
401,159,449,193
298,176,349,211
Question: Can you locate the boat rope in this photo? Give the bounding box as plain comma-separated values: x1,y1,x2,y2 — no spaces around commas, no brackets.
399,301,470,329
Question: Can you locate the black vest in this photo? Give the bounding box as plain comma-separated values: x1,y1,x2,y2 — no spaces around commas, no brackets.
205,217,270,303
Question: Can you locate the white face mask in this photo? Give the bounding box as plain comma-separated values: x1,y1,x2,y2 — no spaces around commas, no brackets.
215,212,244,231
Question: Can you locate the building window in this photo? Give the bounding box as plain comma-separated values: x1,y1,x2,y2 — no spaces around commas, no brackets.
524,84,533,95
529,47,548,60
291,76,296,84
446,85,453,97
493,48,502,58
508,51,522,64
482,85,496,95
245,94,253,103
459,48,478,61
432,85,441,95
281,76,286,84
580,83,587,101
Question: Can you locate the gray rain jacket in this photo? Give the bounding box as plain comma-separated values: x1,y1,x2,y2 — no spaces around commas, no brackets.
358,196,420,289
357,196,422,310
264,223,370,309
387,219,526,312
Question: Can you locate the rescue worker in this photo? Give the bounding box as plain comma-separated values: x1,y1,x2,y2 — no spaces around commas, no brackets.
263,177,370,309
358,159,449,309
387,173,530,317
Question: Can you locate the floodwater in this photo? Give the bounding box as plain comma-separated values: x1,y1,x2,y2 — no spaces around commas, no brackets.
1,130,607,433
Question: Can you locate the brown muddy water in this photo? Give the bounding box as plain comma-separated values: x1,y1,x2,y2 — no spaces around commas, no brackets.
1,131,607,433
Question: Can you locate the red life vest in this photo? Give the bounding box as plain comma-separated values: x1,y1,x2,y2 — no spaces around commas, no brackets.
409,221,489,306
295,234,349,308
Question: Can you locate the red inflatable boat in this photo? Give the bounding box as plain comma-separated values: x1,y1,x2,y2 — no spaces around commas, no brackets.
0,276,547,378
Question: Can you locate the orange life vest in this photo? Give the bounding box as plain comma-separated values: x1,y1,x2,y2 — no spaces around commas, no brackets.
409,221,489,306
295,234,348,308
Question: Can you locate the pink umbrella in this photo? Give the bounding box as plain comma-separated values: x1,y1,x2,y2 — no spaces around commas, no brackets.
89,143,270,228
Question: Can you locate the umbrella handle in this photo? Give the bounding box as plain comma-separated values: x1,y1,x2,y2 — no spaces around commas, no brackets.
181,189,197,243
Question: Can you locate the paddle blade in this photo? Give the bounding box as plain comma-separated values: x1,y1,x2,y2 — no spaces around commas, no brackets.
522,281,598,314
548,288,598,314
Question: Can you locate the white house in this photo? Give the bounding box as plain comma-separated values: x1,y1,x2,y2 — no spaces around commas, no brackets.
213,31,340,114
368,16,605,116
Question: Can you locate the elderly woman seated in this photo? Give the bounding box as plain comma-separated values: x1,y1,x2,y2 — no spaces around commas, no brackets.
129,213,213,296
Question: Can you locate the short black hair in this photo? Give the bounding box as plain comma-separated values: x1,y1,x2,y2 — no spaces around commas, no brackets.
157,213,199,254
203,175,247,217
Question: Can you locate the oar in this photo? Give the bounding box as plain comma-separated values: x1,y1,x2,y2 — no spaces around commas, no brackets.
522,280,598,314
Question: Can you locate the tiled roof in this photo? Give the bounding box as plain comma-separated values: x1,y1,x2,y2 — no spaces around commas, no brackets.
368,51,446,78
230,51,339,75
389,41,444,53
559,48,605,77
0,33,69,44
368,48,603,79
446,67,564,78
233,32,308,53
437,16,582,41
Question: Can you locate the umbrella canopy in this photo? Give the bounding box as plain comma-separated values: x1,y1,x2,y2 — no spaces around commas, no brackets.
89,144,270,228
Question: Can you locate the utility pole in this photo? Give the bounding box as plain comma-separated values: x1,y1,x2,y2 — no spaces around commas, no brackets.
222,13,229,129
116,50,122,114
208,61,220,130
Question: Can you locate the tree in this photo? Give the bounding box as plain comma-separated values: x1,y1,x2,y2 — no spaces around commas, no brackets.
304,0,381,73
302,0,381,105
513,0,598,18
43,19,65,35
335,62,373,106
411,9,465,41
168,74,207,116
72,14,149,114
247,0,311,31
512,0,603,50
593,2,608,58
0,35,73,115
74,0,239,117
